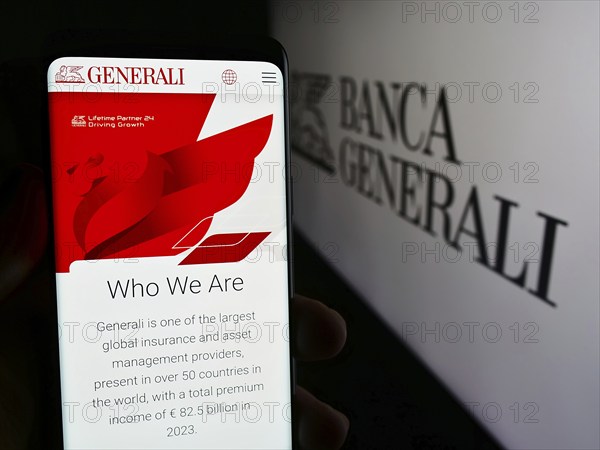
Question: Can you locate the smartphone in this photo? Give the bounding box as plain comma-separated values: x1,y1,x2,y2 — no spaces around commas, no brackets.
46,37,293,449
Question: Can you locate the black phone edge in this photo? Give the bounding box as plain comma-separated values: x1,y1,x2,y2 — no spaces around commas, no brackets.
40,30,297,450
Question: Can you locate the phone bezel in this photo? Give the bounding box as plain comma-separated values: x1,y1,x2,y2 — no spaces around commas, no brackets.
43,32,296,449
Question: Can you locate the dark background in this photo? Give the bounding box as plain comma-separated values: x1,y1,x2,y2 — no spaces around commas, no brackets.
0,2,501,448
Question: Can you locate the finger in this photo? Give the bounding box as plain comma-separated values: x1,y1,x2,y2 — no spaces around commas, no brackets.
0,164,47,302
295,385,349,450
292,295,347,361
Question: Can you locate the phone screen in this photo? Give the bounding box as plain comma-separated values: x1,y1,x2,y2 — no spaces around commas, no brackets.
47,56,292,449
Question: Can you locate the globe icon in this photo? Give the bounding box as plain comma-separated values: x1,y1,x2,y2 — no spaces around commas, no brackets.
222,69,237,85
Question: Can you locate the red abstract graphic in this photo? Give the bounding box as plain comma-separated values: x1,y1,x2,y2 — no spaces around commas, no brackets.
49,92,272,272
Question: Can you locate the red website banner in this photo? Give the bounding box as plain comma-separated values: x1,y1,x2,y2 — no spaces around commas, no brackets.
49,92,272,272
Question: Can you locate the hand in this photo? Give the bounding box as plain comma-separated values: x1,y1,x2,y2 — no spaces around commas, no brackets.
0,165,349,449
292,295,349,450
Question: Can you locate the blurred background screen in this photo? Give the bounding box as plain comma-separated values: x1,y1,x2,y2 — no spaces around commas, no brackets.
272,1,599,449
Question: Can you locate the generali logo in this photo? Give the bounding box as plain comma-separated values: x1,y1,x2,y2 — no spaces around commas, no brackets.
55,65,85,83
70,115,86,127
291,70,570,308
55,64,185,85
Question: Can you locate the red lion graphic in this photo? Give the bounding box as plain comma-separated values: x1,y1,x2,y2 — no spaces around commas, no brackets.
49,92,272,272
